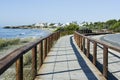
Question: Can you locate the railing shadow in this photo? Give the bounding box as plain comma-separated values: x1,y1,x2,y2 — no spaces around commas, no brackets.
70,36,98,80
96,45,119,80
36,35,97,80
37,68,82,76
43,59,77,64
82,39,119,80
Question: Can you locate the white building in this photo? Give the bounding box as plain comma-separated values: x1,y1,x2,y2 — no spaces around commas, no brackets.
34,23,44,27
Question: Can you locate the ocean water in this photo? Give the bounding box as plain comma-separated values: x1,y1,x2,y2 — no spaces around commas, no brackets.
0,28,50,39
103,33,120,46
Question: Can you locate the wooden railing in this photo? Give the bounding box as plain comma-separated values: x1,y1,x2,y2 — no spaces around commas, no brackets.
74,31,120,79
0,31,60,80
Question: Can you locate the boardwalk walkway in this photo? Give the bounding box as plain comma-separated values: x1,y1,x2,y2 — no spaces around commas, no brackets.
35,35,105,80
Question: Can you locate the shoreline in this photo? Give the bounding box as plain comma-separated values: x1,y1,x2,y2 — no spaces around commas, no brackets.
0,28,53,39
0,28,55,80
0,28,54,59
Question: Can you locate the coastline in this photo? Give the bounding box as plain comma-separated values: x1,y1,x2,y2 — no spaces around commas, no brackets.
0,28,55,80
0,28,54,58
0,28,53,39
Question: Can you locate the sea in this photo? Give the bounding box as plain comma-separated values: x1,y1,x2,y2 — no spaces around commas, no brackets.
0,27,51,39
0,27,120,46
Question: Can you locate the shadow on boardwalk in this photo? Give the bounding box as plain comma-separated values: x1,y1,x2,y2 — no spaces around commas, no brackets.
36,35,103,80
69,36,97,80
93,45,118,80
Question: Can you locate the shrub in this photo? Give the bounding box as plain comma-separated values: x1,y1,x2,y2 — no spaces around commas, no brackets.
55,22,80,34
0,39,20,49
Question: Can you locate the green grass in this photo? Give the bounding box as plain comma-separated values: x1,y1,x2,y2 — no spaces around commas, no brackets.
0,37,37,50
0,39,20,49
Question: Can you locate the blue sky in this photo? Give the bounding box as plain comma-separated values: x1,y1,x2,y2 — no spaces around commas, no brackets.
0,0,120,27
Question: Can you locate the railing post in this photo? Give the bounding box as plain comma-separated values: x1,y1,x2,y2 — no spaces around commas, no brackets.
32,46,37,79
44,39,47,58
50,35,52,48
80,36,82,50
41,41,43,65
78,36,80,48
52,34,53,46
87,39,90,58
77,35,79,46
79,36,81,48
39,41,43,68
47,37,50,53
56,32,58,40
93,42,97,66
75,33,77,42
82,37,85,54
76,35,78,45
16,56,23,80
49,36,52,49
103,46,108,79
38,43,41,68
77,35,79,45
49,36,51,51
76,34,78,43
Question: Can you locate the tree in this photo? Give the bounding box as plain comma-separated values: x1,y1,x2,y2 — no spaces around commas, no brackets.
49,23,55,26
64,22,79,31
105,19,117,29
110,22,120,32
55,22,80,32
93,22,104,30
58,23,63,27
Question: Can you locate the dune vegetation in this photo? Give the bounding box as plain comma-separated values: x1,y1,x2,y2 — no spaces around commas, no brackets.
0,39,20,49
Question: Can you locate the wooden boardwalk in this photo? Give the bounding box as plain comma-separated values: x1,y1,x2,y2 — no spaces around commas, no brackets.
35,35,105,80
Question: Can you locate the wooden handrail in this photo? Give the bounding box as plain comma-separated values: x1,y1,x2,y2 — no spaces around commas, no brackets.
74,31,120,79
0,31,60,80
75,32,120,53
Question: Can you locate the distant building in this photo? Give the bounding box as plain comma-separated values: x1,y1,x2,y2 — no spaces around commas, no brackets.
34,23,45,28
